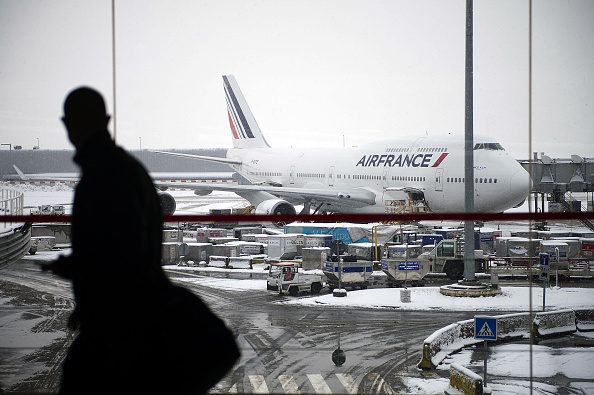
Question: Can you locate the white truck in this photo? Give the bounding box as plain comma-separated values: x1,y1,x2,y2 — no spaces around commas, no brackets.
266,262,323,296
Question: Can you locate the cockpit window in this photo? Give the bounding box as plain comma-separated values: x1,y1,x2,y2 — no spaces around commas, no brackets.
473,142,504,151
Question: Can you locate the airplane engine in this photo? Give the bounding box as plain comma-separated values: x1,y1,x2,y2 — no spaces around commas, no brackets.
255,199,296,216
157,191,176,215
193,189,213,196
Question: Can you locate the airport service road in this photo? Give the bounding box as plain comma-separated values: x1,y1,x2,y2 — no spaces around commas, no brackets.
0,260,74,393
1,258,475,394
4,259,590,394
167,270,481,394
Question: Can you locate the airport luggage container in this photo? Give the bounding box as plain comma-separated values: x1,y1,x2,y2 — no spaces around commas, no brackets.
304,234,332,248
184,242,213,263
540,241,569,266
381,258,430,287
31,236,56,251
161,242,179,265
550,237,581,259
255,234,269,244
212,243,242,257
32,224,71,244
182,230,197,242
236,241,265,255
234,226,263,239
162,229,180,243
347,242,383,261
228,256,252,269
581,238,594,258
241,234,259,242
209,255,228,268
302,247,331,270
196,228,227,243
208,236,239,245
479,228,496,255
322,259,373,290
507,237,540,257
267,234,304,259
495,236,516,257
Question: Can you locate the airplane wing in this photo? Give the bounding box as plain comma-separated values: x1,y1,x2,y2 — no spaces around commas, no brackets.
151,150,242,166
6,165,236,188
185,183,378,210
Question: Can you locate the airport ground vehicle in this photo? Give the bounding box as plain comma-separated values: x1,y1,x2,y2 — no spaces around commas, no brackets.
323,258,373,290
382,239,486,284
266,262,323,296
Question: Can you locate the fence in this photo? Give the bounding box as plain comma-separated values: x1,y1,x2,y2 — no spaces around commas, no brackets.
1,186,25,226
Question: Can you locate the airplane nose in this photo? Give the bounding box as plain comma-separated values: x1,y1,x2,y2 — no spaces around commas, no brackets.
510,169,532,206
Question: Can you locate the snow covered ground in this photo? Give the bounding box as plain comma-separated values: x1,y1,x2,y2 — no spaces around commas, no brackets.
166,268,594,394
167,268,594,312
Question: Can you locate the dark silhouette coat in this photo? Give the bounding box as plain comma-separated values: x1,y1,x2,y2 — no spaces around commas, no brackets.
58,131,239,394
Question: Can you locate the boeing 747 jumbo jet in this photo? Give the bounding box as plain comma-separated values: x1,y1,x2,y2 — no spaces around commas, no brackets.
156,75,531,215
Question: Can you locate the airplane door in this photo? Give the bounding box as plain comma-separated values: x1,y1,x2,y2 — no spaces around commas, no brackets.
435,168,444,191
382,166,389,189
329,166,335,187
290,165,295,185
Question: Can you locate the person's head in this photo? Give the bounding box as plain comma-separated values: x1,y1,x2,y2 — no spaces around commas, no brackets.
62,87,110,149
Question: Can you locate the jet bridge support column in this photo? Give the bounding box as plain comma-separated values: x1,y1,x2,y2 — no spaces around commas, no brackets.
463,0,475,282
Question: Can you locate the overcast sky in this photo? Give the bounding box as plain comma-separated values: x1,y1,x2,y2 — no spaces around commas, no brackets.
1,0,593,159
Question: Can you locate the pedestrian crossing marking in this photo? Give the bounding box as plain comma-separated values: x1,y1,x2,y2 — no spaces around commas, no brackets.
249,375,269,394
335,373,357,394
477,322,494,338
306,374,332,394
279,375,300,394
230,373,362,394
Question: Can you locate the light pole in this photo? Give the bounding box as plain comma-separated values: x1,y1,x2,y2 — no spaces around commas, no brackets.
554,247,559,288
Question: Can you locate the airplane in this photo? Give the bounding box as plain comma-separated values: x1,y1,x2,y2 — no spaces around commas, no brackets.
6,164,236,215
154,75,532,215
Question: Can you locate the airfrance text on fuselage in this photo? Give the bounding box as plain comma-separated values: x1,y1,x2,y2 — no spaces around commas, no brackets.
356,153,448,168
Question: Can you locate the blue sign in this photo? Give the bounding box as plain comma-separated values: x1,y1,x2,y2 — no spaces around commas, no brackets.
474,316,497,341
539,253,550,267
398,261,419,271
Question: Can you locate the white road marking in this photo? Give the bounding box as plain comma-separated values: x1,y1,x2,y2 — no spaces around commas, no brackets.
306,374,332,394
249,375,269,394
335,373,358,394
278,374,300,394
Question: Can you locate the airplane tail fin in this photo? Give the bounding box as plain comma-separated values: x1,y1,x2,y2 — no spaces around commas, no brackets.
13,164,28,181
223,75,270,149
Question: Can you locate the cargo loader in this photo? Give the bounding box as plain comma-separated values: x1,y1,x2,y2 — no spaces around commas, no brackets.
382,239,486,285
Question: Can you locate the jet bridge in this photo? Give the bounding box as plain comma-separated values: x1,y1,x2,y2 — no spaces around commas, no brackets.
520,154,594,231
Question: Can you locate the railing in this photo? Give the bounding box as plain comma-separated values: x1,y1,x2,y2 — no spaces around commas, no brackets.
2,210,594,225
0,223,32,265
1,186,25,226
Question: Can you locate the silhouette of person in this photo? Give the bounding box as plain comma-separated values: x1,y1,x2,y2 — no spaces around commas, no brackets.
46,87,239,394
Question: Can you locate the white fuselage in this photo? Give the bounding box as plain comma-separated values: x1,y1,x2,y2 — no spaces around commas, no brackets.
226,135,531,213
